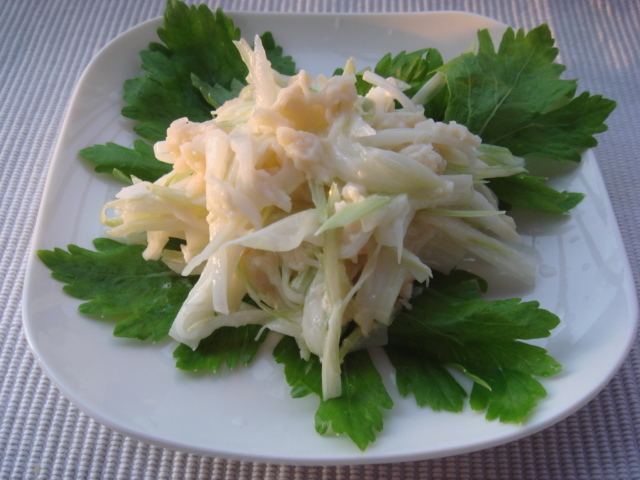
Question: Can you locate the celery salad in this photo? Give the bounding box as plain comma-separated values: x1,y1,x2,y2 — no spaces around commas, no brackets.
39,0,616,450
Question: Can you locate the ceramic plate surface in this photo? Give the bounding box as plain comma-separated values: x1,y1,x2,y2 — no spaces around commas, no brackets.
23,11,638,465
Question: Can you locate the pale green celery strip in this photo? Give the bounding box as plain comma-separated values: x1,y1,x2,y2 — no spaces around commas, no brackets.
160,249,186,268
402,251,431,276
360,98,375,113
361,112,375,123
342,57,356,75
216,119,243,129
154,202,208,231
332,245,382,372
108,217,185,237
321,226,344,399
260,205,276,225
186,314,217,334
214,102,254,128
426,208,506,217
471,167,526,180
290,267,317,296
411,71,447,106
323,227,342,308
438,144,470,168
112,168,134,184
315,194,393,235
148,184,208,210
236,265,296,324
433,215,514,255
424,214,536,284
309,179,328,222
183,217,246,275
335,246,383,360
339,326,363,361
323,184,344,306
449,363,492,390
320,244,382,394
398,247,432,282
158,170,191,187
477,144,525,167
100,200,124,227
322,306,344,399
441,165,470,176
320,183,347,399
363,70,418,111
467,236,513,254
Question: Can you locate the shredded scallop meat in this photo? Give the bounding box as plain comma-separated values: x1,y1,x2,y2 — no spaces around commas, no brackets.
101,36,535,400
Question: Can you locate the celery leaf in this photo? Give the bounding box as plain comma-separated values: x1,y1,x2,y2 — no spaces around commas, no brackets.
37,238,198,341
78,139,171,183
490,91,616,162
191,31,295,109
122,2,246,141
121,1,296,142
489,174,585,213
274,336,393,451
439,24,615,162
191,74,245,109
273,335,322,398
260,31,296,76
174,325,267,372
385,347,467,412
386,271,561,423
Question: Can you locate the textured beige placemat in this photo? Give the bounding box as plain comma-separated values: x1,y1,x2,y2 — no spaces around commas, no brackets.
1,0,638,478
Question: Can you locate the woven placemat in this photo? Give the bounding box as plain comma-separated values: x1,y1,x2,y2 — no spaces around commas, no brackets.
1,0,638,478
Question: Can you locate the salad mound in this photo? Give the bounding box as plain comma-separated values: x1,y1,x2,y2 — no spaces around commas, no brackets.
103,36,534,400
38,0,615,450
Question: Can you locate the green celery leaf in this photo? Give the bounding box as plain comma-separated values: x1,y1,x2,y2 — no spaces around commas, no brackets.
387,271,562,423
122,49,221,142
413,297,561,344
332,69,372,96
489,174,585,213
274,336,393,450
191,74,245,109
374,48,443,95
440,25,574,144
491,92,617,162
164,237,187,250
260,31,296,76
121,1,296,142
192,31,293,109
315,349,394,450
273,335,323,398
386,345,467,412
37,238,198,341
173,325,267,372
439,24,614,162
154,2,247,86
121,1,246,141
465,344,553,422
78,139,172,183
419,269,488,299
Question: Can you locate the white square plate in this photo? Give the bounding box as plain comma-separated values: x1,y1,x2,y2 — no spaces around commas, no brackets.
23,11,638,465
